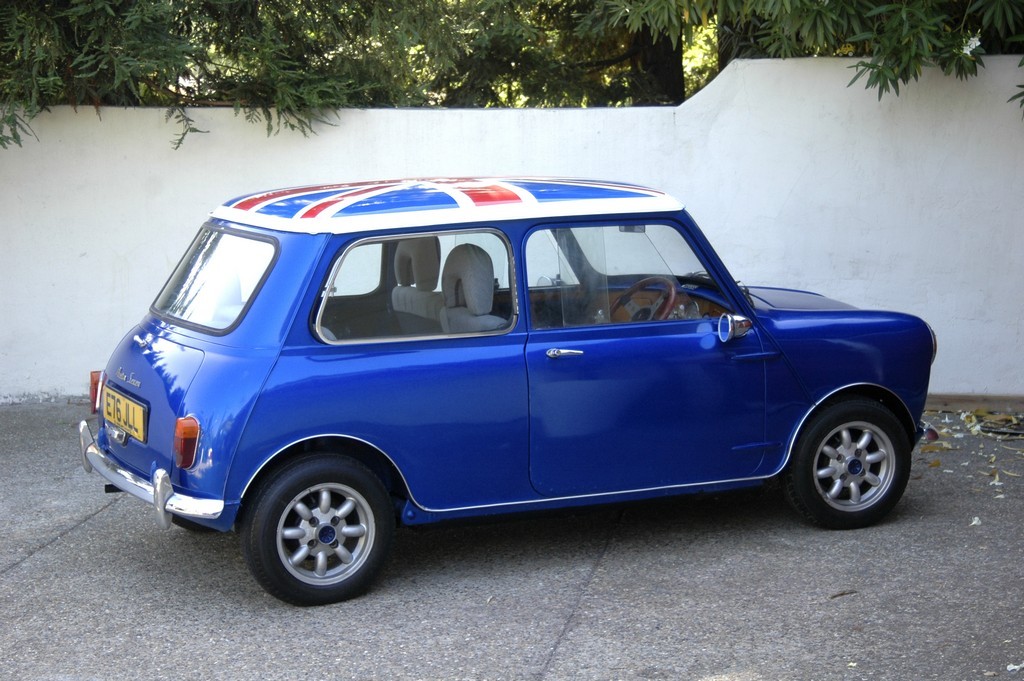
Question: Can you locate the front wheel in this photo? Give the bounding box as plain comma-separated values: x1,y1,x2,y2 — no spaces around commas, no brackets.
783,399,911,530
241,453,395,606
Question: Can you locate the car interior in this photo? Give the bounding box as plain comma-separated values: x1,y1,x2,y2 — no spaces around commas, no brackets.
316,230,730,342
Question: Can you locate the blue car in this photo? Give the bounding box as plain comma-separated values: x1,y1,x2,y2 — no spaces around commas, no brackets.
79,177,936,605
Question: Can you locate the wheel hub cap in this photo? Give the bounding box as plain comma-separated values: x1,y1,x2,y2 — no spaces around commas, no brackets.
814,422,894,510
317,525,337,545
276,483,373,585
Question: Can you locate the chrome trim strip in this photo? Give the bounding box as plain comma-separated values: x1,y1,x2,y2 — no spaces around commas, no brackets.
242,431,772,518
409,473,774,516
78,421,224,525
239,431,417,501
175,390,917,522
773,382,917,479
243,387,913,519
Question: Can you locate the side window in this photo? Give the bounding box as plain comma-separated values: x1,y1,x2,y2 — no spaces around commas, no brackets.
525,223,730,329
316,230,515,342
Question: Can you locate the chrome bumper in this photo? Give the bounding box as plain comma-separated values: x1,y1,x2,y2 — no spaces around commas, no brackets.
79,420,224,529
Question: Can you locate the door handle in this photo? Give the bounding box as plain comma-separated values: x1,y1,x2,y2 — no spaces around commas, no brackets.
546,348,584,359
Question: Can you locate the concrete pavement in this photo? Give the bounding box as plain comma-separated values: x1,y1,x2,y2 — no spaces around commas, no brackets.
1,400,1022,680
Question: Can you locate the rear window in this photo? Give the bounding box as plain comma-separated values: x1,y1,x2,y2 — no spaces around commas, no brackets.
153,226,276,331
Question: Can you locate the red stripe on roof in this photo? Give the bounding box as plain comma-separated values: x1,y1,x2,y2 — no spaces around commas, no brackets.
300,199,345,219
300,184,397,218
459,184,522,206
231,183,360,212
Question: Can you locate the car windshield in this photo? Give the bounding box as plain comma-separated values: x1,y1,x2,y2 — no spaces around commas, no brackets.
153,226,276,331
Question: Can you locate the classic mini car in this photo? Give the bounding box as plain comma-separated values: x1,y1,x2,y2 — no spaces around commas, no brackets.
79,177,936,605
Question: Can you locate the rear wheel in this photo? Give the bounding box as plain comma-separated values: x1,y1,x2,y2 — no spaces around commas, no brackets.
241,453,394,605
784,399,910,530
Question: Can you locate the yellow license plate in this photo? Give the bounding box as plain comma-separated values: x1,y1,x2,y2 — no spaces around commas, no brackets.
103,384,148,443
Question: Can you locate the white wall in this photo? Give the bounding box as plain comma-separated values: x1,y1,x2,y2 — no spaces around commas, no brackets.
1,57,1022,401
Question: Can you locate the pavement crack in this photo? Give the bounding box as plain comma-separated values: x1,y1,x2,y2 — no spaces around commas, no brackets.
535,508,625,680
0,496,120,578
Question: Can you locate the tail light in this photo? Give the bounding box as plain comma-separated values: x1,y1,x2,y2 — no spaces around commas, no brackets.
89,371,104,414
174,416,201,469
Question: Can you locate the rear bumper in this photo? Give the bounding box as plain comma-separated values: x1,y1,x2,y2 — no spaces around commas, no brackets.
78,420,224,528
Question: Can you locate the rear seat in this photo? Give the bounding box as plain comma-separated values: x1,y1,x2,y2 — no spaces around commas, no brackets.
391,237,444,335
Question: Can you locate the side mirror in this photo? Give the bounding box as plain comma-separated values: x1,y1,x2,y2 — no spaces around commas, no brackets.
718,314,752,343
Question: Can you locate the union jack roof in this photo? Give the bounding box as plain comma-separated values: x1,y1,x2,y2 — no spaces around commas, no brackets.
210,177,683,234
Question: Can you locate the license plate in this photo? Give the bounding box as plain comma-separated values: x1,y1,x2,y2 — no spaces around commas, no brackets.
103,384,148,443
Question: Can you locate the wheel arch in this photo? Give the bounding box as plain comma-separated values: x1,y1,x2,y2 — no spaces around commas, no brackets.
236,434,411,526
784,383,917,470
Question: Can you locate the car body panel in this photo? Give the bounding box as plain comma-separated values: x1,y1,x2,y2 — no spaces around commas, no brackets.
525,319,768,495
97,327,205,482
229,333,532,513
747,286,857,312
81,177,934,537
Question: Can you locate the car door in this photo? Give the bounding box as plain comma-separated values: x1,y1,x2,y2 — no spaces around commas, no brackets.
524,222,768,496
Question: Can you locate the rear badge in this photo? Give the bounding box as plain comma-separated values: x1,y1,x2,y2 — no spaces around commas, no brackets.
116,367,142,388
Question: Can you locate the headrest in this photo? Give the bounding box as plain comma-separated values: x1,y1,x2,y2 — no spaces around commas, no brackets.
394,237,441,291
442,244,494,316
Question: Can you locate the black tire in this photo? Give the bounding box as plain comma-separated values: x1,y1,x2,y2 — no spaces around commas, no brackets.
240,453,395,606
783,399,911,530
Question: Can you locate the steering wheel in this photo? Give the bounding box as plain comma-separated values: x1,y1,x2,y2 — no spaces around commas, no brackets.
610,276,678,322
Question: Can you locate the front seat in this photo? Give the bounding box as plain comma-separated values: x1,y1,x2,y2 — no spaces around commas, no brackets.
439,244,507,334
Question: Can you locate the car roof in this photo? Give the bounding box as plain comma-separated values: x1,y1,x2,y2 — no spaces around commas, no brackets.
210,177,684,234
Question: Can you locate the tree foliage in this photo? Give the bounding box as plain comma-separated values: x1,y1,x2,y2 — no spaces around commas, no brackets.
599,0,1023,98
1,0,1022,148
0,0,463,147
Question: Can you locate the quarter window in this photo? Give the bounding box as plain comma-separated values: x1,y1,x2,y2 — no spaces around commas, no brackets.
330,242,384,297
